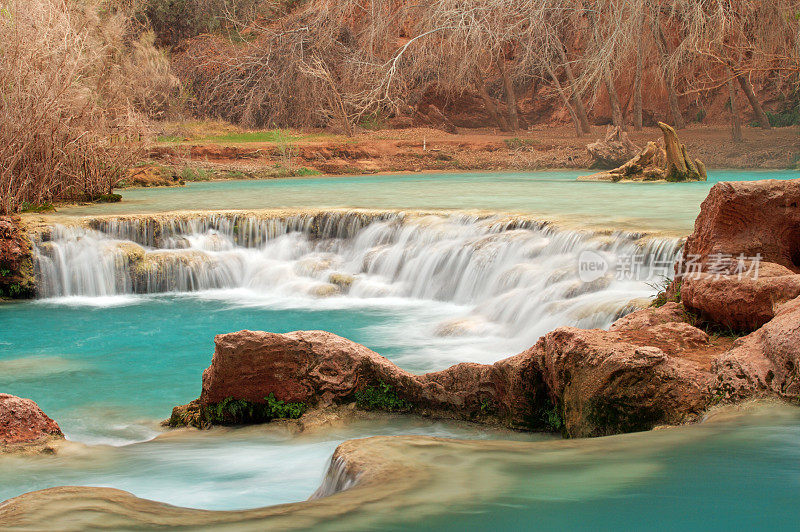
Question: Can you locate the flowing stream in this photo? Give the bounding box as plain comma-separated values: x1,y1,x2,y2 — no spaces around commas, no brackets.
3,169,799,524
33,211,681,353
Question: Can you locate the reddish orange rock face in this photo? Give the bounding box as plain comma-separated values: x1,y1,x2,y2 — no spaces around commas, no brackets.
677,178,800,330
0,394,63,448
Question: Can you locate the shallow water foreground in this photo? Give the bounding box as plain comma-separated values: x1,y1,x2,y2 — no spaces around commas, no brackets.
1,403,798,530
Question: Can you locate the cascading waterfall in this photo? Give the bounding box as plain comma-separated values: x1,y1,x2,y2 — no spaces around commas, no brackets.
32,211,682,353
309,456,361,500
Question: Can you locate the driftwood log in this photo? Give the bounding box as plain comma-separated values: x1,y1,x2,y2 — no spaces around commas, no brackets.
586,126,640,169
579,122,707,182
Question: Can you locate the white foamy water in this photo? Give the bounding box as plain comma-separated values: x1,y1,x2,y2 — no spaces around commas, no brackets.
32,212,681,364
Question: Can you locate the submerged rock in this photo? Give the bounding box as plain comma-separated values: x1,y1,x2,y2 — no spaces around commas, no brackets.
0,394,63,453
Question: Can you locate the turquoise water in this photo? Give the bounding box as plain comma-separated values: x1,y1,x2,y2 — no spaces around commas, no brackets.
4,169,800,523
0,295,477,443
0,418,542,511
408,408,800,531
0,295,545,509
52,169,800,234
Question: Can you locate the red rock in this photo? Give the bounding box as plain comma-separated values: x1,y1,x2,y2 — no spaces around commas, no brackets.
608,301,684,331
0,394,63,450
680,271,800,331
197,330,539,428
712,296,800,401
532,322,715,438
200,330,413,406
683,179,800,270
676,178,800,330
182,318,723,437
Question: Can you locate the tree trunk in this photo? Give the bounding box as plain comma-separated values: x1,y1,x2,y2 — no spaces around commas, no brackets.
556,44,591,134
737,74,771,130
604,72,625,130
475,70,510,132
545,63,582,137
501,62,520,132
633,34,644,130
654,24,685,129
727,78,743,142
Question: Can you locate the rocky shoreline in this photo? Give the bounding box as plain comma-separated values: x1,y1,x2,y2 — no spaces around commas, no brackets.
167,178,800,438
6,178,797,442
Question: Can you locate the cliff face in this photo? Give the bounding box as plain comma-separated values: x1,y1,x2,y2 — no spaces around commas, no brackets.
171,178,800,438
0,216,35,299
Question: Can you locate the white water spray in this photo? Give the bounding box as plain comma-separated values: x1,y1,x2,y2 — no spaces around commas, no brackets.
33,211,682,359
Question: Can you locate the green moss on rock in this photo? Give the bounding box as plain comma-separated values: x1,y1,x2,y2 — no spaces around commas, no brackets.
167,394,306,429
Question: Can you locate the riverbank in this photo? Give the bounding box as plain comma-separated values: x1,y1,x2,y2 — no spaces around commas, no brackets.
131,124,800,187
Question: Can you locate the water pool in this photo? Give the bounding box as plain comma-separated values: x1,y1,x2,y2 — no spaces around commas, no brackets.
52,169,800,235
4,169,799,525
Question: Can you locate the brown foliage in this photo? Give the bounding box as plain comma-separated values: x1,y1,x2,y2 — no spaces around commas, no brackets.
0,0,179,213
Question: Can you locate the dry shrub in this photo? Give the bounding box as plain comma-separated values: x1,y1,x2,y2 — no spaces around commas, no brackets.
173,33,335,129
170,3,412,132
0,0,178,213
124,31,182,119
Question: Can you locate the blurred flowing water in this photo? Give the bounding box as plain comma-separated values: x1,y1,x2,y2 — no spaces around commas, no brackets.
3,169,799,519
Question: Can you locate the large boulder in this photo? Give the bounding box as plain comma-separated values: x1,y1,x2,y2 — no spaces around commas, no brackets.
682,179,800,268
676,178,800,330
533,320,715,438
0,394,63,452
199,330,413,406
174,330,540,429
171,315,724,437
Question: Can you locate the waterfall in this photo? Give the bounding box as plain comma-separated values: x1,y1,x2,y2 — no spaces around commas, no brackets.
32,211,682,348
309,456,360,500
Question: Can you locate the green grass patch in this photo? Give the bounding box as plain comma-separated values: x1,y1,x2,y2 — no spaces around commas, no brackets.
180,166,216,181
648,276,679,308
354,381,413,412
156,135,184,143
199,131,304,144
20,202,55,213
293,167,321,176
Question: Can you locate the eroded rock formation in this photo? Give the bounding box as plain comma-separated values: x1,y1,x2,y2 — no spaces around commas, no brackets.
0,394,64,453
171,330,541,430
580,122,707,182
676,178,800,330
0,216,35,299
170,308,732,438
